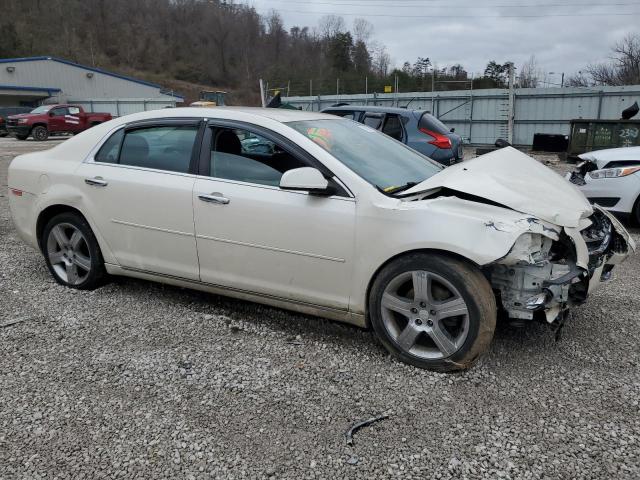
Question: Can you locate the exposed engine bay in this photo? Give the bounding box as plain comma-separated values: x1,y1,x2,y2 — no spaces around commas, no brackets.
488,206,632,324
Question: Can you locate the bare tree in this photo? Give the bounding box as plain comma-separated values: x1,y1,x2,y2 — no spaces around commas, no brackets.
587,34,640,85
370,42,391,76
318,14,345,39
565,71,591,87
352,18,373,45
518,55,540,88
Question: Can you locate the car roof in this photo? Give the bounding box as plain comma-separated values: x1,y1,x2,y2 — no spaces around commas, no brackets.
321,105,425,116
114,106,334,124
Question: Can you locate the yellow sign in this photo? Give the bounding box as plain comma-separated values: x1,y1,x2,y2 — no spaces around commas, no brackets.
384,85,393,93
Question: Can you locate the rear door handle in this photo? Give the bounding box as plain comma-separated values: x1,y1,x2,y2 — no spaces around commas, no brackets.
198,193,230,205
85,177,108,187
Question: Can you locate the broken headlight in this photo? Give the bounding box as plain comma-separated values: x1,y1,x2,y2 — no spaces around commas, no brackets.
500,233,553,266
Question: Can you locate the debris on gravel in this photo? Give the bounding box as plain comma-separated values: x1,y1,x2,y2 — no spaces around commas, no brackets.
1,137,640,479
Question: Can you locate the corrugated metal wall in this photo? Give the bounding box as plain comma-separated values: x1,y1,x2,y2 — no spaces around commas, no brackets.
284,85,640,145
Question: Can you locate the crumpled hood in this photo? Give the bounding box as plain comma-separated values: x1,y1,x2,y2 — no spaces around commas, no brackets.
404,147,593,228
578,146,640,169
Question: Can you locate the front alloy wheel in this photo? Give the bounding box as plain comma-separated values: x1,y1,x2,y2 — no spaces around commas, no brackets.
369,253,496,372
381,270,470,360
32,125,49,141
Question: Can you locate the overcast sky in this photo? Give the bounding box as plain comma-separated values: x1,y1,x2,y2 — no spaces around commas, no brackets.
243,0,637,81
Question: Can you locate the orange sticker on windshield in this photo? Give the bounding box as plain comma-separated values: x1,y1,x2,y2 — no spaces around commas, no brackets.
307,127,332,150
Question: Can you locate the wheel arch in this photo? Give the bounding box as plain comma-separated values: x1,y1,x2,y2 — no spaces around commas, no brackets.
36,204,89,252
363,248,484,328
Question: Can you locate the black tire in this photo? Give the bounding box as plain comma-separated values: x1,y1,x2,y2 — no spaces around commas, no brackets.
42,212,106,290
15,134,28,140
368,253,496,372
633,195,640,226
32,125,49,141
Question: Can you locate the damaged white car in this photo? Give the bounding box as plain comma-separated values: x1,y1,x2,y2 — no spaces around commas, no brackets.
567,146,640,224
8,108,634,372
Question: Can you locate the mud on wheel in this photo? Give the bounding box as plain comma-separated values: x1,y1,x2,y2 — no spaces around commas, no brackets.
369,253,496,372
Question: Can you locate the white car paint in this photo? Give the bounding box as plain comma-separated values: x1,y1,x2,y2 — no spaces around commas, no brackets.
7,107,634,329
568,146,640,215
405,147,592,227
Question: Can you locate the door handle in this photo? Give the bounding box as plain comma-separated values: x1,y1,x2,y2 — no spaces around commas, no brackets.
85,177,108,187
198,193,230,205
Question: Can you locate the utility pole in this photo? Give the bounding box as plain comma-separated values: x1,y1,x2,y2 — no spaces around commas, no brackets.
309,79,313,97
431,69,436,114
336,78,340,96
394,74,398,106
507,64,515,144
259,79,266,107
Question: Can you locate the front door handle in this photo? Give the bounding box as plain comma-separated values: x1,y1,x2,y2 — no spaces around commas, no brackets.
85,177,108,187
198,193,230,205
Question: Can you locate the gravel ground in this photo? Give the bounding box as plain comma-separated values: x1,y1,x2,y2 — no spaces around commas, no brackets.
1,136,639,479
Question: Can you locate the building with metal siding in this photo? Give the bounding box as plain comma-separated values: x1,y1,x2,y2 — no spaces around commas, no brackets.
0,56,183,114
283,85,640,146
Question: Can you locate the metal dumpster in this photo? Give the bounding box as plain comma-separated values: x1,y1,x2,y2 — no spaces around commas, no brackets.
568,119,640,157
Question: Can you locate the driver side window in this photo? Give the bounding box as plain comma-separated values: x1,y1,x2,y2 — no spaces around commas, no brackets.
207,127,307,187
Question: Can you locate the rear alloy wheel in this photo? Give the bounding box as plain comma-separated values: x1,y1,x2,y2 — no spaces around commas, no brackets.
42,213,105,289
32,125,49,141
369,253,496,372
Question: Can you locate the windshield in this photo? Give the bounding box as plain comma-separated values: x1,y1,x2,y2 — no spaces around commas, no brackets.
287,119,442,192
30,106,52,114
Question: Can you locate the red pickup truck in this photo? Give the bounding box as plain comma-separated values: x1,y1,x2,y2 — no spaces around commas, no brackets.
6,104,112,141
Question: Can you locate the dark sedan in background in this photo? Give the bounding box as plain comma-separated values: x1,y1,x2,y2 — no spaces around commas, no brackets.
321,105,463,166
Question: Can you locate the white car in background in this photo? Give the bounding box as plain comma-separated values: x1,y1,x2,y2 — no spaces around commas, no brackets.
8,108,634,372
568,146,640,223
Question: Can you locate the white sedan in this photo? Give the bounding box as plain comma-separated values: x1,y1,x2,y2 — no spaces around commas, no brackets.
8,108,634,371
567,146,640,223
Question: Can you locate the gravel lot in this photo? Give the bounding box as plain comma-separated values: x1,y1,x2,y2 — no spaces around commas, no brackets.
1,136,639,479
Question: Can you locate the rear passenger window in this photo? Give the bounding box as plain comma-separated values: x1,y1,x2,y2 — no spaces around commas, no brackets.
382,114,404,141
50,107,68,116
363,114,383,129
95,129,124,163
119,125,198,173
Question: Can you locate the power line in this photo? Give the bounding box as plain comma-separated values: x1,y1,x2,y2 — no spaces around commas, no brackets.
254,7,640,18
259,0,640,7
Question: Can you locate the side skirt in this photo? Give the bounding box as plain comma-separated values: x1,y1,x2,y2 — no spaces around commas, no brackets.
104,263,366,328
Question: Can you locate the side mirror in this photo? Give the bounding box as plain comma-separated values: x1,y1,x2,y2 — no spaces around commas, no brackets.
280,167,331,194
49,112,55,117
450,127,455,133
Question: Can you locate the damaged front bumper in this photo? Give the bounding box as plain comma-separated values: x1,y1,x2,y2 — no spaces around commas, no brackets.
489,206,635,323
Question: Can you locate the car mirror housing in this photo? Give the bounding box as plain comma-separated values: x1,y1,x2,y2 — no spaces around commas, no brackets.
279,167,331,194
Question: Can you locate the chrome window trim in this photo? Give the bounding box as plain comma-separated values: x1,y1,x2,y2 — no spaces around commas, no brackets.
83,117,356,202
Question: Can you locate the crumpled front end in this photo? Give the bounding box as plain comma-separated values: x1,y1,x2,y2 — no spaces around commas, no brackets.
488,206,635,323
